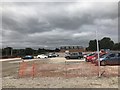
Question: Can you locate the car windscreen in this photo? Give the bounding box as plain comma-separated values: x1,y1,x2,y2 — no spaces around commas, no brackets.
109,53,116,57
100,54,108,58
71,53,78,55
100,53,115,58
116,53,120,57
88,53,95,56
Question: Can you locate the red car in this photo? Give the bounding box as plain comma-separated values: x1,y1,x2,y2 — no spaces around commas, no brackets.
85,53,96,62
86,52,106,62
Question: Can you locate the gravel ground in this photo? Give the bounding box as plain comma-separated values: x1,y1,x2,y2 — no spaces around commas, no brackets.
2,57,120,88
2,76,118,88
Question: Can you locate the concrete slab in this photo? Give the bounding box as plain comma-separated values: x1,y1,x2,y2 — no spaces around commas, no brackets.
0,58,21,62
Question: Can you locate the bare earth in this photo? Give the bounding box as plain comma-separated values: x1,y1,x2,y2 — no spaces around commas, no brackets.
1,57,120,88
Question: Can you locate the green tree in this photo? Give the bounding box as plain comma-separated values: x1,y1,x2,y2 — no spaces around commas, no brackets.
25,48,34,55
2,47,13,56
14,49,26,56
87,37,115,51
55,48,60,52
87,40,98,51
113,43,118,50
37,48,46,54
118,43,120,50
100,37,114,50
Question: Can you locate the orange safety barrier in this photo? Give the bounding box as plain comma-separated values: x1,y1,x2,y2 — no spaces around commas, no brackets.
31,63,36,78
18,60,37,78
18,60,28,78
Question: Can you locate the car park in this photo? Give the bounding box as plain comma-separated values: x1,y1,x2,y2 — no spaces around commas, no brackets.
37,54,48,59
21,55,34,59
65,52,83,59
95,53,120,66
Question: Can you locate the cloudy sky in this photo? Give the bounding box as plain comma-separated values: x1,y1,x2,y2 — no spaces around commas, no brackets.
1,1,118,49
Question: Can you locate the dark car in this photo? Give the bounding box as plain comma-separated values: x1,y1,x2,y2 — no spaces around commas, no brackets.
21,55,34,59
96,53,120,66
65,52,83,59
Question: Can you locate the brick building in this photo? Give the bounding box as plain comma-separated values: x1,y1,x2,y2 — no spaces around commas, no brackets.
60,45,85,52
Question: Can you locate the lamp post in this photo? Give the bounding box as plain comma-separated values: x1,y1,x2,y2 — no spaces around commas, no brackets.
96,29,101,77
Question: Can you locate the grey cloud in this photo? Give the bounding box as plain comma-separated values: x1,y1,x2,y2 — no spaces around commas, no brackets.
46,14,94,30
2,14,52,34
2,2,118,48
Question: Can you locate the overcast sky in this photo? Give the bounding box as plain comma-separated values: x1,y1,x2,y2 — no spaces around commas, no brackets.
1,1,118,49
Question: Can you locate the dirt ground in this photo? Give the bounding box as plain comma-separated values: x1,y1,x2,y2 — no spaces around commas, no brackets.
1,57,120,88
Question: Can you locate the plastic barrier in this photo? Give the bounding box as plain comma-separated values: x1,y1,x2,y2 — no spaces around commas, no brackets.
18,60,37,78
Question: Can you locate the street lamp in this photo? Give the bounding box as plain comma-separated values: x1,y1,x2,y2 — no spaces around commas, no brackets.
96,29,101,77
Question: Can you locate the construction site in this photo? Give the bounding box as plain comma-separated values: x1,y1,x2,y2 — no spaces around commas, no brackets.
2,56,119,88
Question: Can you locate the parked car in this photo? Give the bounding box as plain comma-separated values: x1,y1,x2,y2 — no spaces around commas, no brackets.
86,53,105,62
83,53,94,58
21,55,34,59
48,53,59,58
37,54,48,59
65,52,83,59
83,54,88,58
85,53,96,62
95,53,120,66
91,53,106,64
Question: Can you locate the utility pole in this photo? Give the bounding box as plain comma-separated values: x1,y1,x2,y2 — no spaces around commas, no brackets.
96,29,101,77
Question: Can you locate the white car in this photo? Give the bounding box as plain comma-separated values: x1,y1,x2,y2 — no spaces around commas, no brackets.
37,54,48,59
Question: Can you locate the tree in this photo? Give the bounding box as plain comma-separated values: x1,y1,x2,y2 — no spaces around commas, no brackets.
87,39,98,51
55,48,60,52
2,47,13,56
87,37,116,51
113,43,120,50
68,46,71,49
25,48,34,55
99,37,114,50
14,49,26,56
118,43,120,50
37,48,46,54
2,48,6,56
113,43,119,50
77,46,79,49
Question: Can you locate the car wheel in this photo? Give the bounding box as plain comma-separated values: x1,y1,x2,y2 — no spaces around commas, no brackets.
66,57,70,59
85,59,88,62
100,61,106,66
78,57,81,59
